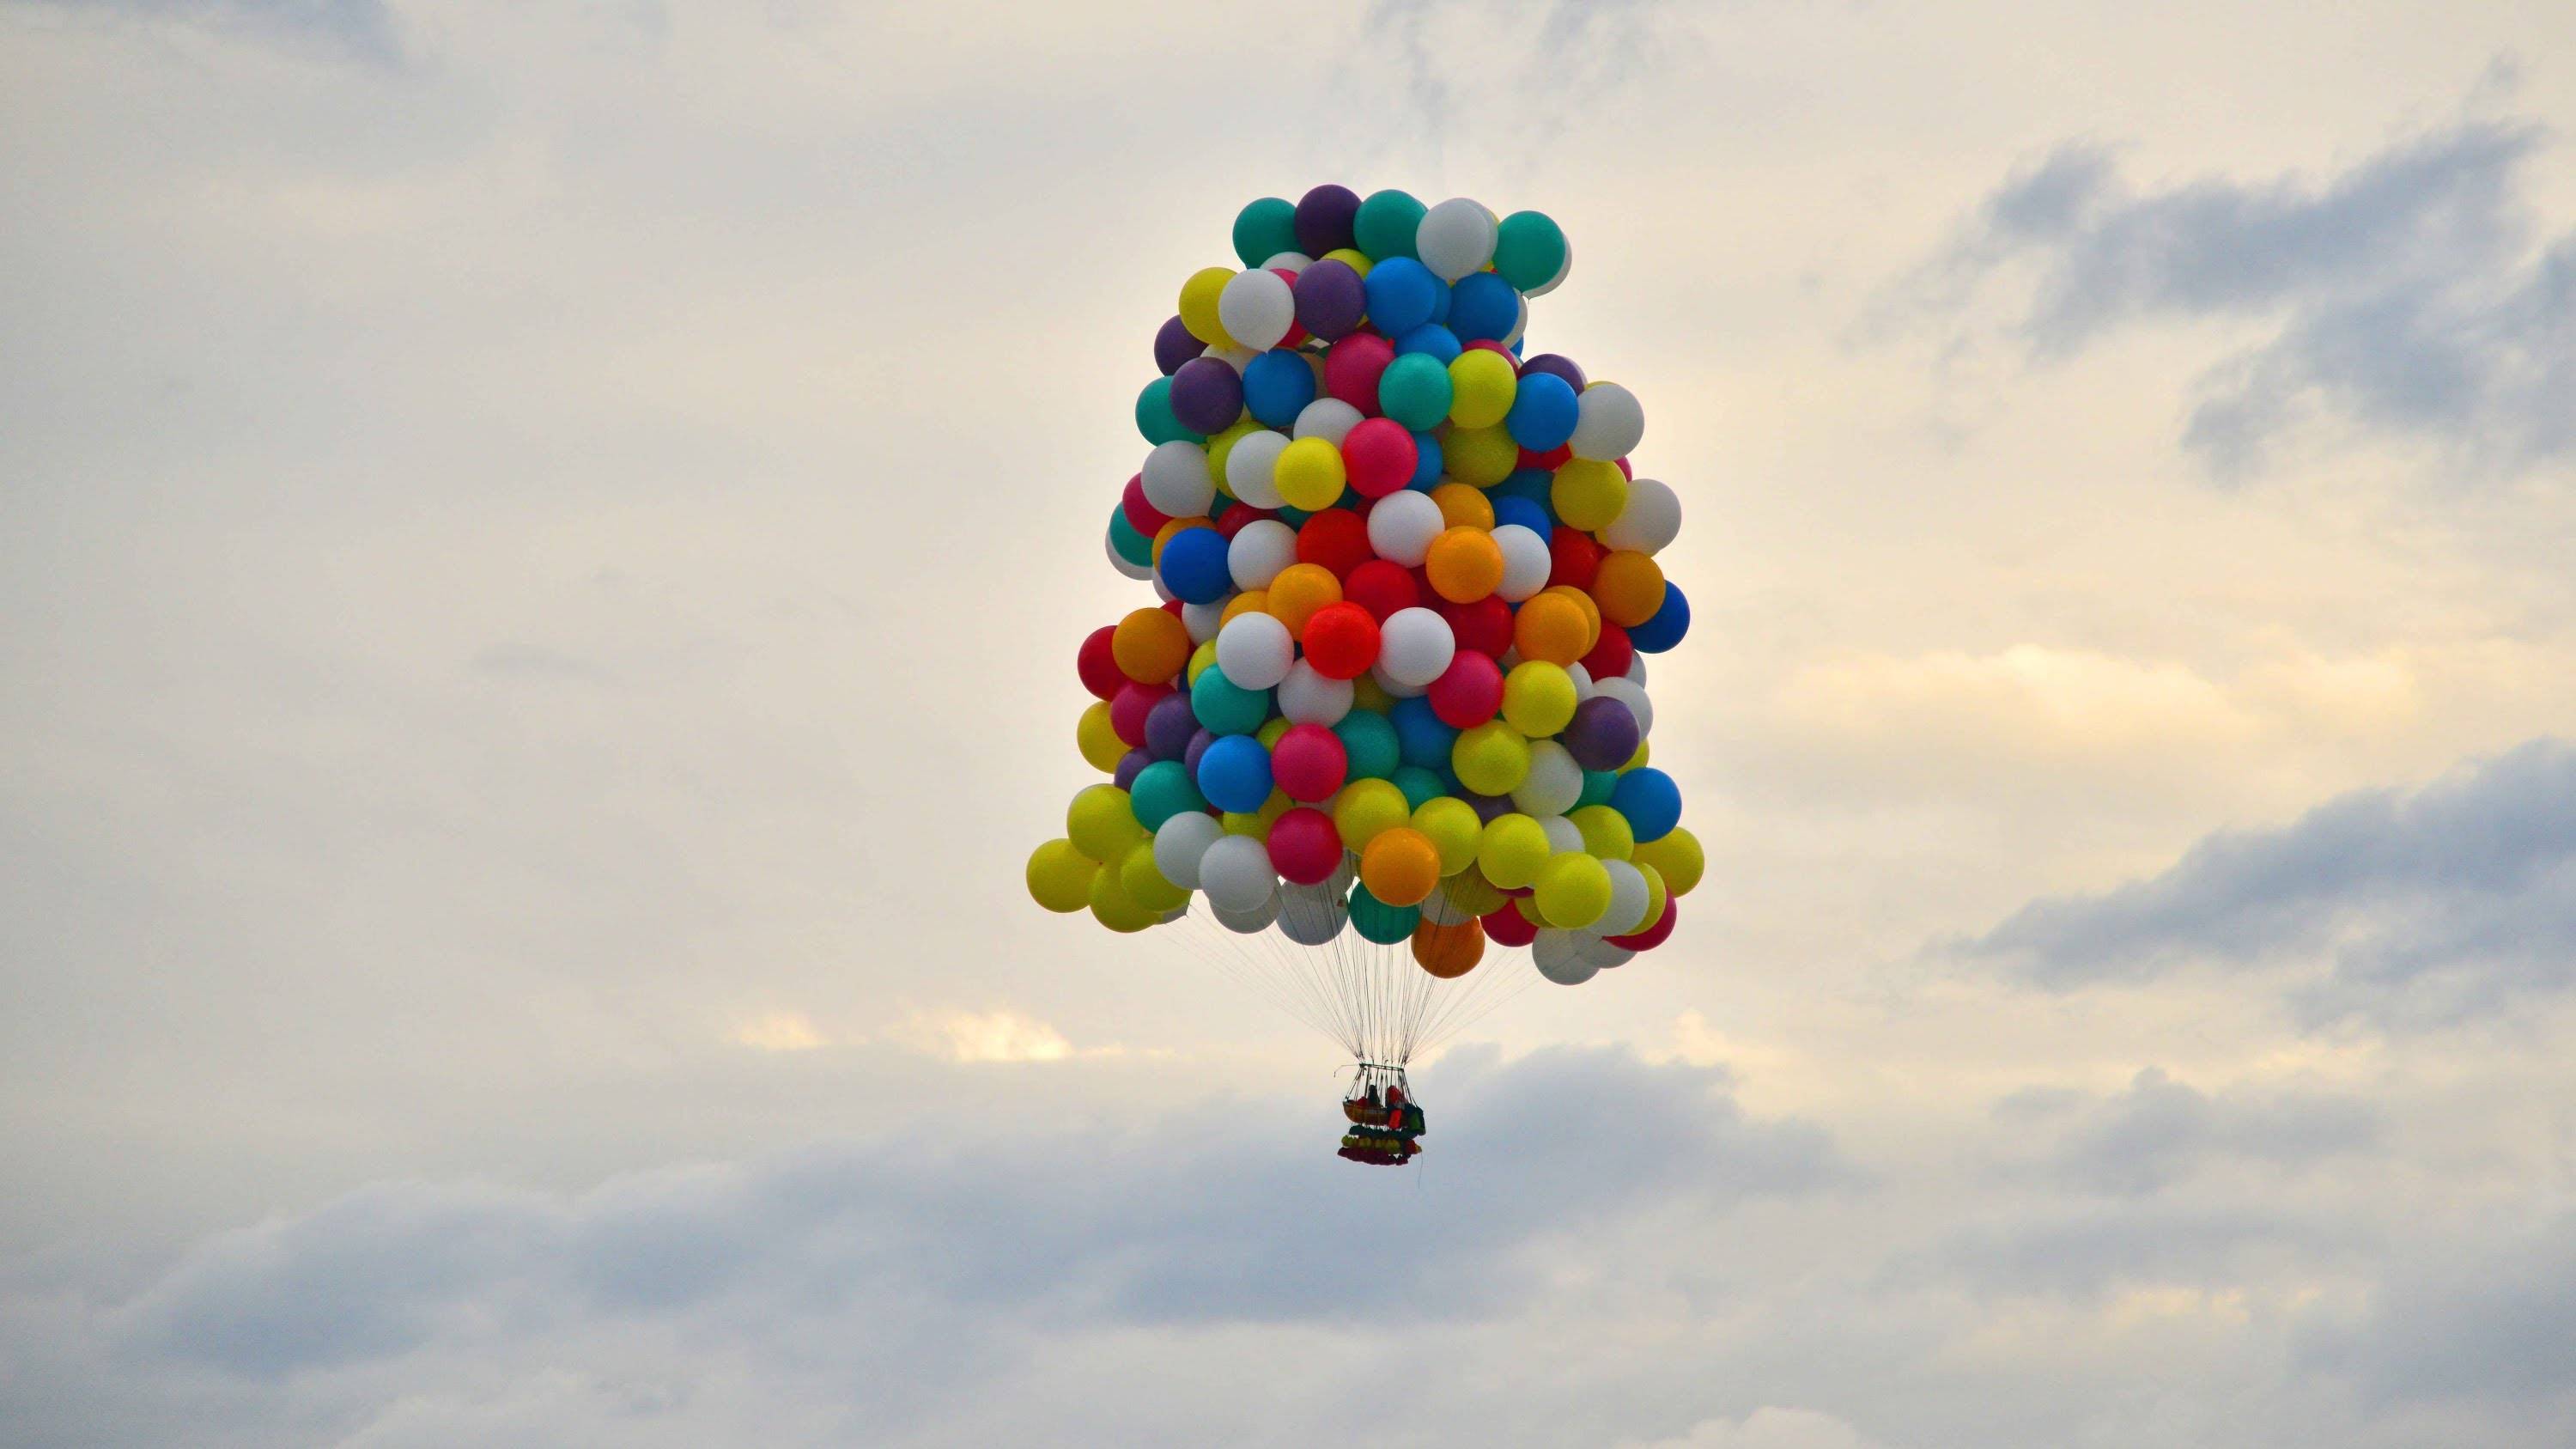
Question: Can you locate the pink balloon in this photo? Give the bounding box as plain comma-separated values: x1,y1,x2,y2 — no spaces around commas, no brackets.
1322,332,1394,416
1340,417,1419,498
1267,807,1344,885
1270,721,1350,802
1426,649,1504,728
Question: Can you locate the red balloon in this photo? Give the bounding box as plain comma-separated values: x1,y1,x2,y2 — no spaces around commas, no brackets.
1463,339,1516,360
1296,508,1374,580
1615,456,1633,479
1439,595,1514,658
1607,898,1677,951
1342,417,1419,498
1109,681,1171,746
1213,504,1273,540
1343,559,1421,622
1323,331,1394,416
1271,722,1350,801
1517,444,1571,472
1547,528,1602,590
1427,649,1504,728
1480,905,1539,947
1121,474,1170,537
1267,807,1343,885
1077,626,1124,701
1301,600,1381,680
1580,620,1634,682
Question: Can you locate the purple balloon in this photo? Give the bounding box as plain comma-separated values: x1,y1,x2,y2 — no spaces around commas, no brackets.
1293,259,1366,342
1168,356,1244,435
1155,314,1206,376
1293,184,1362,257
1182,728,1216,778
1145,691,1199,761
1518,352,1587,393
1113,748,1151,791
1561,696,1639,772
1463,790,1516,824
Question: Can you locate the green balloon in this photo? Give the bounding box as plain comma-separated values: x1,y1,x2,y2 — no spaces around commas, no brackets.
1233,197,1302,268
1136,376,1205,447
1348,885,1421,945
1109,505,1154,567
1129,761,1206,831
1391,765,1447,811
1334,709,1401,782
1376,353,1454,431
1492,210,1568,293
1353,189,1427,262
1577,768,1619,809
1191,665,1271,735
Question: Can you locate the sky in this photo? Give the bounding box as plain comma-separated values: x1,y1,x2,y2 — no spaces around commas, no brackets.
3,0,2574,1444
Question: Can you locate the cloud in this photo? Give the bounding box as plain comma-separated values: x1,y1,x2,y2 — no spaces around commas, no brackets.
1994,1067,2384,1196
2306,1211,2576,1406
1959,738,2576,1026
1630,1407,1893,1449
1903,115,2575,479
23,0,405,63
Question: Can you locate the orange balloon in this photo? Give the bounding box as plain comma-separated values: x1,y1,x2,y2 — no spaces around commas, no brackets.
1430,482,1495,532
1360,826,1442,908
1220,589,1269,627
1590,550,1667,628
1266,563,1343,636
1425,527,1504,604
1513,591,1591,665
1544,583,1602,648
1111,606,1191,685
1413,917,1485,979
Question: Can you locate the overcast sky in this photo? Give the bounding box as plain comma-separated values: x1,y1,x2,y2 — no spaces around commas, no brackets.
4,2,2575,1445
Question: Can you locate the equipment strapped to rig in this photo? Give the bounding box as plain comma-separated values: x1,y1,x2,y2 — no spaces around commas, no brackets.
1337,1062,1427,1166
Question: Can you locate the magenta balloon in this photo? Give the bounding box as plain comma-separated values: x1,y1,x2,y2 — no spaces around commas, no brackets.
1271,721,1350,802
1267,807,1344,885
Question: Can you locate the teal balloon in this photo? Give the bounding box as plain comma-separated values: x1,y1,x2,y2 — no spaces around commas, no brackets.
1391,765,1446,810
1334,709,1401,781
1233,197,1301,267
1136,376,1205,446
1191,664,1271,735
1577,768,1619,809
1353,189,1426,262
1376,353,1454,431
1492,210,1568,292
1130,760,1206,830
1109,506,1154,568
1348,885,1420,945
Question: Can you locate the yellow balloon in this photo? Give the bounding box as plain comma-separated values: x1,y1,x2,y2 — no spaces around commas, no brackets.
1452,721,1531,796
1568,803,1634,861
1066,784,1146,863
1089,859,1158,932
1476,813,1551,890
1501,661,1577,738
1633,862,1669,932
1625,740,1651,770
1256,717,1292,749
1534,851,1612,929
1026,838,1098,913
1332,778,1412,850
1350,673,1394,715
1552,458,1629,532
1205,417,1258,492
1120,844,1190,912
1633,826,1704,897
1442,866,1506,916
1077,702,1127,774
1410,796,1483,876
1178,265,1237,348
1442,423,1519,488
1321,247,1373,276
1447,350,1518,429
1274,435,1347,511
1221,809,1270,839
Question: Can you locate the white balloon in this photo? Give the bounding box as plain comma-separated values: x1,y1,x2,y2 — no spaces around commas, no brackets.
1594,677,1653,738
1151,575,1176,603
1417,197,1498,282
1596,859,1649,937
1212,898,1277,934
1277,659,1352,725
1601,477,1681,555
1527,237,1573,297
1625,654,1648,686
1182,600,1228,643
1366,490,1444,567
1376,606,1456,687
1277,882,1349,945
1492,523,1551,600
1503,294,1530,347
1153,813,1226,890
1218,268,1296,351
1538,813,1585,853
1292,397,1364,447
1108,527,1153,581
1225,429,1291,508
1568,382,1644,461
1259,251,1314,273
1533,929,1601,984
1204,344,1255,372
1370,663,1428,698
1320,855,1358,900
1226,518,1298,590
1580,935,1636,969
1566,661,1595,701
1515,741,1585,817
1215,611,1294,689
1141,440,1215,518
1198,834,1278,913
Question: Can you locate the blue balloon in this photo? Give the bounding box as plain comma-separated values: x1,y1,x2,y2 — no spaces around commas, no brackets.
1191,663,1270,735
1157,526,1232,604
1130,760,1207,831
1408,430,1443,490
1505,371,1579,450
1629,581,1691,653
1362,257,1440,337
1242,349,1317,429
1491,494,1552,539
1429,277,1452,325
1196,734,1274,813
1388,695,1457,771
1609,767,1682,843
1334,709,1401,781
1394,323,1461,364
1448,271,1520,342
1390,764,1446,810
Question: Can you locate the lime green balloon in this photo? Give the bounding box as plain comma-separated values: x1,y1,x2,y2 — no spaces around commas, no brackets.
1568,803,1635,861
1120,844,1190,912
1411,796,1483,876
1501,661,1578,738
1477,813,1551,890
1353,189,1427,261
1633,826,1704,897
1089,858,1158,932
1633,861,1669,932
1067,784,1147,863
1233,197,1301,267
1492,210,1568,292
1443,867,1507,916
1534,850,1612,929
1452,720,1531,796
1026,838,1098,913
1331,777,1412,850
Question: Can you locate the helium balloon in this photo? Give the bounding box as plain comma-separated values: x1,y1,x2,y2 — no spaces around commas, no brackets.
1332,776,1412,849
1416,197,1497,282
1412,917,1485,978
1532,929,1601,984
1510,739,1584,817
1628,580,1691,653
1476,812,1551,889
1592,676,1653,739
1609,766,1682,843
1276,657,1354,725
1218,268,1297,351
1601,476,1680,555
1272,721,1350,801
1027,838,1098,913
1589,550,1667,628
1224,429,1291,508
1267,807,1343,885
1376,606,1456,688
1596,858,1650,936
1366,489,1443,567
1359,826,1441,907
1425,527,1504,604
1196,732,1274,813
1427,648,1504,728
1568,381,1643,460
1631,826,1703,897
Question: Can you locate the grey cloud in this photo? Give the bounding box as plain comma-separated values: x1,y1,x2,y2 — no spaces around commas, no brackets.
1960,739,2576,1026
21,0,404,63
2000,1067,2385,1196
2306,1212,2576,1407
1917,118,2575,478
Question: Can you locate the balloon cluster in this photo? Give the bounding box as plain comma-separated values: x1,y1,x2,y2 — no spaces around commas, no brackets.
1026,186,1704,987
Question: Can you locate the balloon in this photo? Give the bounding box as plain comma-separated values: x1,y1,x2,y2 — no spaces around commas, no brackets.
1152,813,1225,890
1323,330,1395,413
1501,661,1577,737
1365,490,1444,566
1552,458,1628,531
1531,929,1601,984
1121,843,1190,912
1267,807,1343,885
1188,661,1270,736
1362,256,1442,336
1349,885,1421,945
1077,624,1125,701
1505,371,1579,450
1376,606,1456,688
1547,527,1602,590
1447,272,1521,346
1443,422,1518,487
1416,197,1497,281
1169,356,1245,436
1224,428,1292,508
1292,259,1366,341
1154,314,1206,375
1568,381,1643,460
1331,776,1412,849
1568,803,1636,862
1276,658,1354,725
1293,183,1362,255
1177,266,1236,348
1276,880,1349,945
1512,592,1591,667
1596,859,1650,936
1629,580,1692,653
1410,795,1482,875
1592,676,1654,739
1273,435,1347,511
1213,611,1295,693
1430,481,1494,532
1226,518,1298,592
1427,648,1504,728
1607,895,1677,951
1492,210,1567,292
1482,903,1540,947
1354,189,1426,261
1341,417,1418,496
1199,832,1279,911
1157,526,1232,604
1589,550,1667,628
1195,733,1274,813
1272,721,1350,802
1233,197,1300,267
1389,694,1458,770
1266,562,1343,636
1602,476,1680,555
1413,917,1485,978
1376,352,1454,430
1360,826,1441,907
1218,268,1297,351
1579,621,1634,684
1111,606,1191,685
1090,859,1158,933
1510,739,1583,816
1425,527,1504,603
1333,708,1401,781
1609,766,1682,843
1476,813,1551,890
1294,508,1373,580
1632,826,1703,897
1066,783,1146,862
1343,559,1421,622
1027,838,1098,913
1533,851,1611,929
1077,700,1127,772
1213,896,1278,934
1144,691,1198,760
